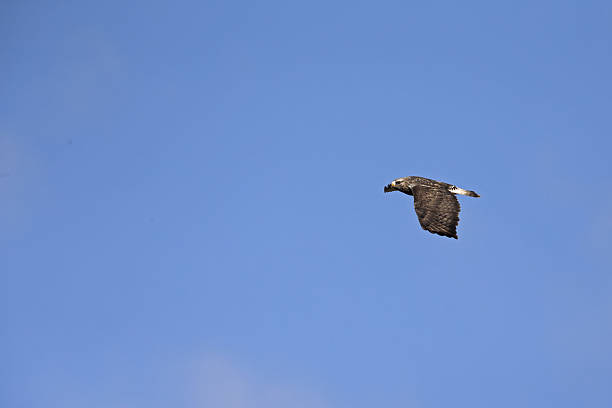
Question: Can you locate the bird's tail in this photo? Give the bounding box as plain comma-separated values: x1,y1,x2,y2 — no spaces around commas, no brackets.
450,186,480,197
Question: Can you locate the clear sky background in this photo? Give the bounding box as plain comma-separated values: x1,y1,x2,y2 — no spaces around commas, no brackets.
2,1,611,407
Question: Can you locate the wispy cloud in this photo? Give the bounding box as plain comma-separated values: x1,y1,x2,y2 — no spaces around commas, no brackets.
190,354,331,408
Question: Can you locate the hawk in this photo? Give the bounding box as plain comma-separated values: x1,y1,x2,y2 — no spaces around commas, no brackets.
384,176,480,239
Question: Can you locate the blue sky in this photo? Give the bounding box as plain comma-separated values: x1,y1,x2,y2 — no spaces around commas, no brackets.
2,1,611,407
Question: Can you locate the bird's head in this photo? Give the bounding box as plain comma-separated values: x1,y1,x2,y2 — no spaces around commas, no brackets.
384,178,405,193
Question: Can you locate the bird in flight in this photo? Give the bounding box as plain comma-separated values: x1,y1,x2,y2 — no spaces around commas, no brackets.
384,176,480,239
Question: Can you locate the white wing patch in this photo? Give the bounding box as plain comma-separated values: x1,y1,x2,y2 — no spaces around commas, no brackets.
449,186,470,196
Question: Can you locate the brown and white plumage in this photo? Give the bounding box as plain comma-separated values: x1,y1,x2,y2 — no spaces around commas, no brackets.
384,176,480,239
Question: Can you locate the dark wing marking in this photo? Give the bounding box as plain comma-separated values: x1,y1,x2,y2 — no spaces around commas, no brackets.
411,185,461,239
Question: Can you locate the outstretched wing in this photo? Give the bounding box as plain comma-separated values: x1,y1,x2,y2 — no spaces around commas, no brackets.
411,185,461,239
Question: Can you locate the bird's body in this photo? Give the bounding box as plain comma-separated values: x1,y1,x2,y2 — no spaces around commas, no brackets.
384,176,479,239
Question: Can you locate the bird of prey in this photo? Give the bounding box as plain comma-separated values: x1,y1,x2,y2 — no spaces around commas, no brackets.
384,176,480,239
